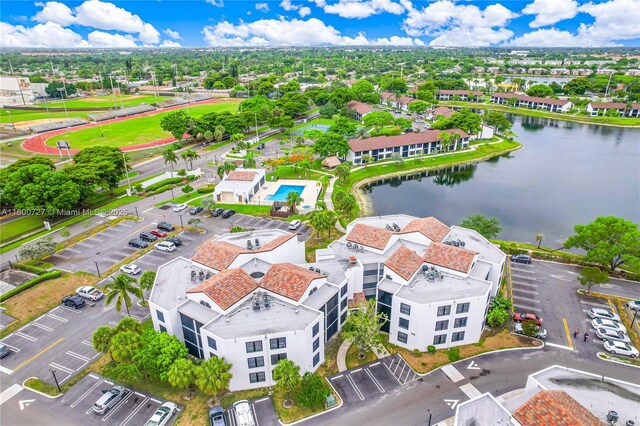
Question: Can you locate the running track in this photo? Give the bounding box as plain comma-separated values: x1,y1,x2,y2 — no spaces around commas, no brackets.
21,98,239,155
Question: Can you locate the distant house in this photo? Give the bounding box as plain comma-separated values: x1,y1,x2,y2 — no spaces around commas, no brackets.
380,92,416,111
346,100,375,122
586,102,640,117
435,90,483,101
490,93,573,112
321,156,341,169
347,129,471,164
430,106,455,120
214,168,266,203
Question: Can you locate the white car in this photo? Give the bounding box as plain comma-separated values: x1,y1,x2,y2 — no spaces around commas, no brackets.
604,340,639,358
288,219,301,230
596,328,631,343
144,402,178,426
119,263,141,275
627,300,640,311
591,318,627,334
173,203,187,212
514,322,547,339
76,286,104,301
155,241,176,252
588,308,620,321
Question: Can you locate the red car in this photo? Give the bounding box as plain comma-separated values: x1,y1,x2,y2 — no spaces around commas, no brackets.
150,228,167,238
513,313,543,326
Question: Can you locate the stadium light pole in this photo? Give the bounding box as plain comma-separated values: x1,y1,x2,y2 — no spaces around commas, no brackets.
57,88,69,119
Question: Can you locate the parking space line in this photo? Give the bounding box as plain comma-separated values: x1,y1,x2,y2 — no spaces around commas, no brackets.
15,331,37,341
512,304,542,313
50,362,74,374
0,365,13,375
109,321,119,326
510,268,534,274
13,337,64,371
402,366,413,383
149,398,161,404
101,391,132,422
512,288,539,295
364,368,385,393
512,297,541,304
345,374,365,400
512,274,536,281
71,378,104,407
31,322,53,332
119,396,150,426
60,306,82,315
0,341,20,352
68,351,91,362
252,402,260,426
562,318,574,350
47,313,68,322
330,375,343,380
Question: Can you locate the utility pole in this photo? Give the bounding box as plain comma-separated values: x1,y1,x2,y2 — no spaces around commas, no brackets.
50,369,61,393
57,88,69,119
122,152,132,196
43,94,52,122
108,74,118,110
8,60,26,106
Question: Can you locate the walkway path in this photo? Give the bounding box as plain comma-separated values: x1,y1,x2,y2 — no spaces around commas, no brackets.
336,340,390,373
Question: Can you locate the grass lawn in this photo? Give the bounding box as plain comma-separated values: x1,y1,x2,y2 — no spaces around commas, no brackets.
316,334,343,377
34,94,160,109
187,198,272,216
24,378,61,397
345,345,376,369
45,100,240,150
0,215,45,243
0,108,98,124
155,191,208,207
267,166,326,181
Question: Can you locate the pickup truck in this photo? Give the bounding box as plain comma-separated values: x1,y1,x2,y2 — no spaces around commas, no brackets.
233,400,255,426
76,286,104,301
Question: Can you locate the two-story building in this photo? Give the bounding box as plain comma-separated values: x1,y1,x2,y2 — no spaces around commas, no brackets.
435,90,483,101
346,100,375,122
490,93,573,112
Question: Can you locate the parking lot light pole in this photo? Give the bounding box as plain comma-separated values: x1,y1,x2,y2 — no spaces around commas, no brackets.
134,206,139,219
427,409,432,426
50,369,61,392
179,215,184,230
93,261,101,278
632,309,638,328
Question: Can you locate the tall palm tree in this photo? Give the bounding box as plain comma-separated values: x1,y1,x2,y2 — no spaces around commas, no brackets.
216,161,237,179
196,356,232,397
180,150,190,169
105,273,142,317
243,153,256,169
138,270,156,305
286,191,303,211
184,149,200,169
437,132,451,152
214,125,225,144
162,147,178,172
299,160,311,178
273,359,301,405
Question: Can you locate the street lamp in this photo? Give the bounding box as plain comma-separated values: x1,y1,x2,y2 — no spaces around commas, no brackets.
632,309,638,329
122,152,132,196
57,88,69,119
50,369,61,393
133,206,139,219
93,261,101,278
6,111,15,131
252,112,260,142
427,409,432,426
179,214,184,230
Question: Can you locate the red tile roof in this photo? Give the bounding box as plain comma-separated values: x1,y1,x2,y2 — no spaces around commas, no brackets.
258,233,297,252
432,106,454,118
347,100,375,116
589,102,626,109
423,242,477,273
192,241,245,271
260,263,324,301
492,92,570,106
491,92,519,99
381,92,396,101
227,171,256,181
438,90,483,96
346,223,394,250
513,390,601,426
400,217,450,242
187,268,258,310
399,96,415,105
348,129,470,152
385,246,424,280
348,292,366,308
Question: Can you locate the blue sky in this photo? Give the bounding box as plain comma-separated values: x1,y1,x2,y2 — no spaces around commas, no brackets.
1,0,639,48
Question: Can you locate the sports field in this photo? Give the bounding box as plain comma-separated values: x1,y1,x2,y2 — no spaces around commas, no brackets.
0,108,97,125
45,100,240,150
34,94,161,109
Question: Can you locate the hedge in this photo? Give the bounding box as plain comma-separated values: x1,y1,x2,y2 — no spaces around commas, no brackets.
144,177,183,192
12,262,46,275
197,184,215,194
147,184,178,196
0,270,62,302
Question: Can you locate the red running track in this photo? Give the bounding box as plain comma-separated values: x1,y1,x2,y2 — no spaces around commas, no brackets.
21,98,235,155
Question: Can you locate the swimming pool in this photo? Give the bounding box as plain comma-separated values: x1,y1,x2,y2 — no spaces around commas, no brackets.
265,185,305,202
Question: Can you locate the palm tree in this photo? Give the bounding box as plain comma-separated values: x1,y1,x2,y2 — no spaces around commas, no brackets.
535,233,544,249
299,160,311,178
216,161,237,179
167,358,200,393
180,150,190,169
138,270,156,305
183,149,200,169
214,125,225,144
195,356,232,398
273,359,301,406
105,273,142,317
286,191,303,211
162,147,178,173
92,326,114,361
201,198,217,215
243,153,256,169
188,218,202,229
203,130,214,145
437,132,451,152
323,210,336,238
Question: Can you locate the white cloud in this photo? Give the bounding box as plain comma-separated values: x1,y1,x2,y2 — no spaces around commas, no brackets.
87,30,137,47
160,39,182,47
32,1,75,26
298,6,311,17
0,21,89,47
506,28,585,47
322,0,404,19
164,28,181,39
522,0,578,28
205,0,224,7
255,3,270,12
202,17,427,46
401,0,517,46
280,0,299,11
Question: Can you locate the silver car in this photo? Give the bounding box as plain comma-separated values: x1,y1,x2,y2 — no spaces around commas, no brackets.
588,308,620,321
591,318,626,334
514,322,547,339
596,328,631,343
93,385,129,414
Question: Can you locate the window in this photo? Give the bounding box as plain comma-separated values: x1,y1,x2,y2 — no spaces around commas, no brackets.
433,334,447,345
313,338,320,352
452,331,466,342
159,324,167,333
249,372,266,383
341,298,348,310
246,341,263,353
341,312,347,324
312,322,319,337
313,352,320,366
247,356,264,369
397,332,408,344
437,305,451,316
341,284,348,296
271,353,287,365
378,291,393,306
400,303,411,315
399,318,409,330
270,337,286,350
363,282,378,290
435,320,449,331
156,310,165,322
454,317,467,328
207,336,217,350
456,303,470,314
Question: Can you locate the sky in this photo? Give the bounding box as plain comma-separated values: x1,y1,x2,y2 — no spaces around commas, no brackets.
1,0,639,48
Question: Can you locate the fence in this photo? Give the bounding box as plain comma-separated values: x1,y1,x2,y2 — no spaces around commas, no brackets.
88,104,156,122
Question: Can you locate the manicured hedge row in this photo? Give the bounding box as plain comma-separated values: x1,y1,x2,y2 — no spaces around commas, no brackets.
144,178,183,192
196,184,215,194
147,184,177,196
0,270,62,302
12,262,46,275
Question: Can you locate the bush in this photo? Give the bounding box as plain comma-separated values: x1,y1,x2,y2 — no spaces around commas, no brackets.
196,184,215,194
182,184,194,194
144,177,183,192
177,169,187,177
427,345,436,354
446,347,461,362
146,184,177,196
412,349,422,357
12,262,46,275
60,229,71,238
134,184,143,192
0,270,62,302
230,226,246,233
186,174,196,182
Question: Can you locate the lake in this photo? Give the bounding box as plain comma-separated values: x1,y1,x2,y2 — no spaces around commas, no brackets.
365,115,640,246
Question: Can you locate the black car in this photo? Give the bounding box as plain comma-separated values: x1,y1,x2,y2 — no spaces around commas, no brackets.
256,143,265,150
221,209,236,218
128,239,149,249
157,221,175,232
62,295,85,309
167,236,182,246
511,254,532,264
190,206,204,215
0,344,11,359
139,232,158,242
212,207,225,217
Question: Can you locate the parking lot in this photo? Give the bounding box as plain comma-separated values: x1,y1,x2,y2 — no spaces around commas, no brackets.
223,397,279,426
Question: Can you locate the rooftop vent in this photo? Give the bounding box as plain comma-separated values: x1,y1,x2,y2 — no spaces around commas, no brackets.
263,293,271,309
424,265,443,281
252,292,261,311
247,240,253,250
443,239,466,248
255,238,260,249
385,224,392,231
250,271,265,279
392,223,401,232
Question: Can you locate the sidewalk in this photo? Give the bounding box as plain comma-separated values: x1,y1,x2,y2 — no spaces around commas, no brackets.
336,340,390,373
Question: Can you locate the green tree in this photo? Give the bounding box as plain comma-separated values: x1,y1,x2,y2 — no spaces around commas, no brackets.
314,132,350,158
334,162,351,183
273,359,301,405
18,237,56,260
269,115,295,132
381,77,408,94
92,326,115,361
564,216,640,271
437,131,452,152
201,198,217,214
296,372,330,408
180,149,200,170
521,320,540,337
162,148,178,172
188,218,202,229
309,209,331,238
131,328,188,380
526,84,554,98
114,317,143,335
182,184,194,194
286,190,303,210
110,330,141,363
196,356,233,396
160,110,191,142
334,191,356,214
460,214,502,239
407,100,429,114
45,81,77,98
362,111,394,132
328,116,358,137
535,233,544,249
216,161,237,179
167,358,200,392
342,299,387,358
138,270,156,305
204,130,214,144
484,111,512,134
351,80,375,101
577,266,610,293
243,153,257,169
105,274,142,318
394,117,412,130
486,295,512,327
214,125,226,143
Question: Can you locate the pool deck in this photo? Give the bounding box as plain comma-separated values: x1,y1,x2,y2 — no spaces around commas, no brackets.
254,179,320,212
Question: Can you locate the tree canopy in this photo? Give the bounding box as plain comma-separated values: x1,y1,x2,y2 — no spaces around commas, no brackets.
314,132,350,157
460,214,502,239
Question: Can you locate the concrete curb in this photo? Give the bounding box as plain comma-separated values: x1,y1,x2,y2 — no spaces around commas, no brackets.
278,377,344,425
22,378,63,399
596,352,640,370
